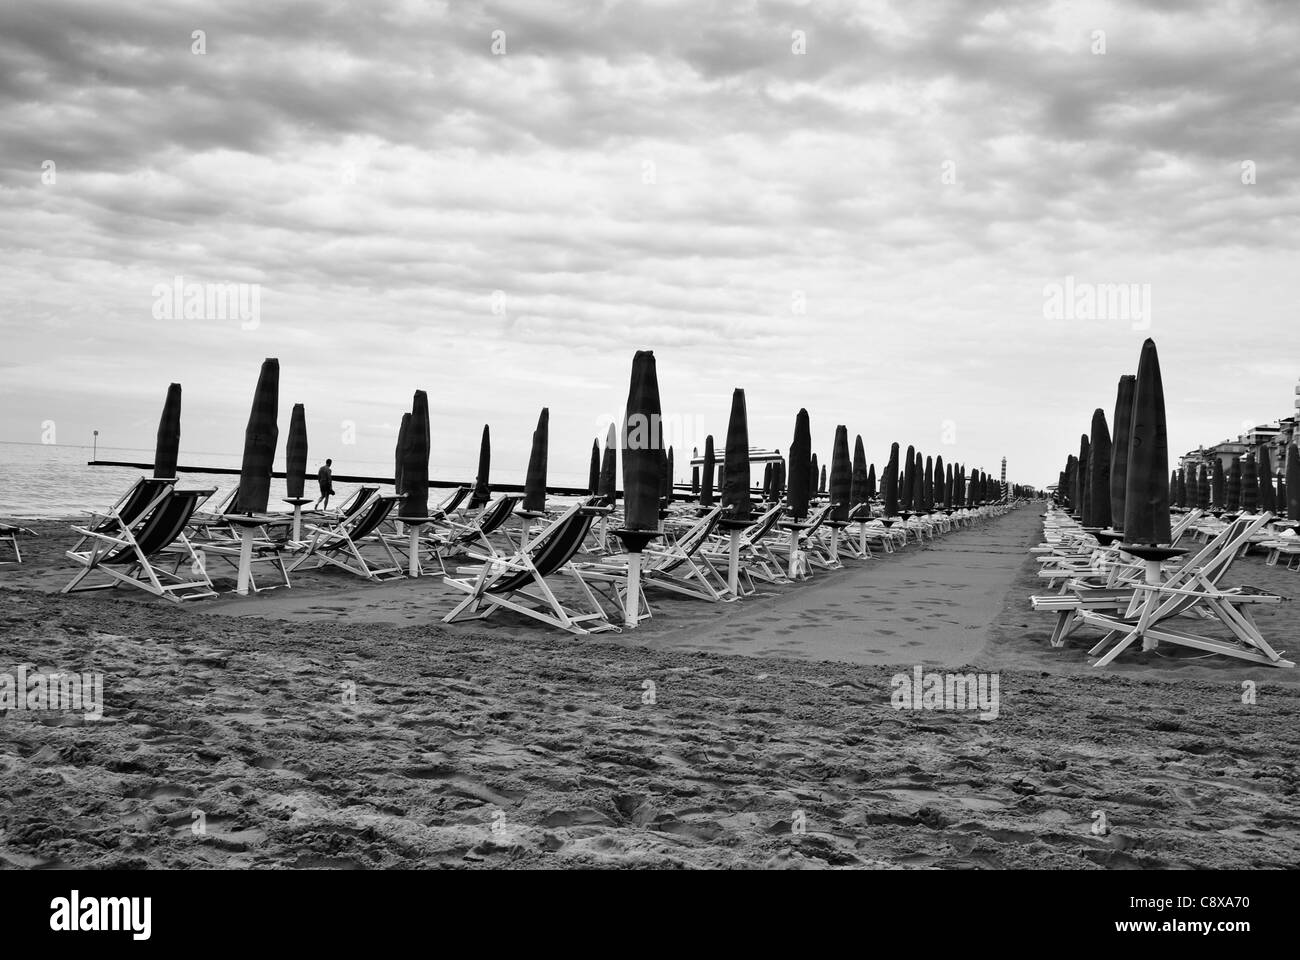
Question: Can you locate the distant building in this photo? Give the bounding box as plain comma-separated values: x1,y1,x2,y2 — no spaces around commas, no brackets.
1181,416,1296,478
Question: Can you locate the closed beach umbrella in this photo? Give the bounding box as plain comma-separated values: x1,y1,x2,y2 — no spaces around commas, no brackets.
1212,459,1227,510
719,388,752,597
524,408,549,514
470,424,492,509
762,461,773,501
945,462,953,506
401,390,430,518
867,463,877,501
884,442,901,516
237,358,279,514
598,422,617,504
589,439,601,495
153,382,182,479
1227,458,1242,511
819,463,827,496
1122,339,1172,546
1169,471,1180,508
934,454,945,507
285,403,308,498
810,454,820,497
721,389,751,522
1288,444,1300,520
1196,465,1210,511
1088,408,1112,529
663,446,675,506
1109,374,1135,531
1259,447,1277,513
620,352,663,531
787,409,812,521
1076,434,1090,519
901,445,916,513
850,435,868,508
923,456,934,511
829,425,851,522
394,413,411,495
1242,452,1259,512
1279,475,1288,517
701,434,716,507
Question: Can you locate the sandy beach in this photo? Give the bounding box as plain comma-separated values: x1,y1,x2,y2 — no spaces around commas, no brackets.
3,506,1297,869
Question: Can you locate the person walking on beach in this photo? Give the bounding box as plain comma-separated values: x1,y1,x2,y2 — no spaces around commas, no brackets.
315,458,334,509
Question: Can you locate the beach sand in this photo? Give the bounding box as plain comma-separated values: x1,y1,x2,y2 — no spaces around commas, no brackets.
2,507,1297,868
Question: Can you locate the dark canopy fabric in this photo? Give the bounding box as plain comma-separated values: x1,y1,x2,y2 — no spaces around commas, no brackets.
934,455,945,507
701,435,716,507
394,413,411,495
884,442,900,516
787,409,812,521
1242,453,1259,512
1087,408,1112,529
237,358,279,514
720,389,751,522
285,403,308,498
401,390,431,517
1288,444,1300,520
867,463,877,501
1122,340,1172,545
829,425,851,522
901,445,916,513
524,408,550,514
1109,374,1136,531
1259,447,1277,513
1212,458,1227,509
153,383,182,480
470,424,492,509
620,352,663,531
598,423,618,504
850,435,868,508
588,439,601,495
1227,458,1242,512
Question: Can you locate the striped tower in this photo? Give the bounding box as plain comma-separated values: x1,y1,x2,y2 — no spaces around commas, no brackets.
1000,457,1007,501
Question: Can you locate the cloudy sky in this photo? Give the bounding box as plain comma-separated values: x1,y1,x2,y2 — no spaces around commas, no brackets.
2,0,1297,487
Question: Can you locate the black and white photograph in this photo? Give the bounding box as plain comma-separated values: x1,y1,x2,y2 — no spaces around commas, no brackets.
0,0,1295,937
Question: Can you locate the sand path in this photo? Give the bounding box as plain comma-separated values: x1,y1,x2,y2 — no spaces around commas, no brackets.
627,509,1041,667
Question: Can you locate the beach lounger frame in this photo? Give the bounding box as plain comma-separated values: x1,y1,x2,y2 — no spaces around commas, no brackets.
290,494,405,581
63,487,218,602
442,503,617,635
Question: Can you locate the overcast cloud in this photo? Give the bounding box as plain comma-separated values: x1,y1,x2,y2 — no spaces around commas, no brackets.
2,0,1298,485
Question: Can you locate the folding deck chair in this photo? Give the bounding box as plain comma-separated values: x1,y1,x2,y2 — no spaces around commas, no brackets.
0,523,34,563
290,494,405,581
70,476,176,554
1030,515,1267,649
405,494,521,576
575,506,727,616
63,487,218,602
442,502,617,634
699,502,789,595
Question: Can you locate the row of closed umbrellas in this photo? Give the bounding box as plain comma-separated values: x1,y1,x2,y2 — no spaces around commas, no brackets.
150,354,1014,532
1058,338,1300,544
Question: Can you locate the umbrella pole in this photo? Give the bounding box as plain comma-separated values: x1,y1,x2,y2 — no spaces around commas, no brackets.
859,522,867,556
625,553,642,627
830,526,839,564
408,523,423,577
788,532,801,578
237,526,255,597
292,504,303,543
727,528,741,596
